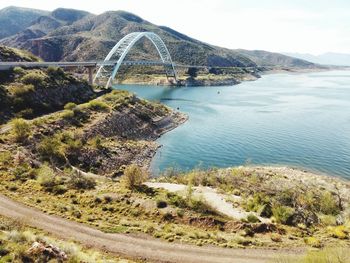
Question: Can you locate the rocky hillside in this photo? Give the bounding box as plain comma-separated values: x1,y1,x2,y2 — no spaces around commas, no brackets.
0,6,317,69
0,45,96,124
0,6,48,39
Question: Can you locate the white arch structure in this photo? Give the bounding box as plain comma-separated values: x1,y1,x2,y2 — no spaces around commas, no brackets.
94,32,177,88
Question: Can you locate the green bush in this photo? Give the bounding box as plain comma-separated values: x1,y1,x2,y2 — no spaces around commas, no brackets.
10,118,31,142
319,192,340,215
327,225,348,239
64,102,77,110
52,184,68,195
122,164,149,190
319,214,337,226
17,108,34,118
62,109,75,120
36,165,57,189
47,66,65,78
13,66,25,76
0,151,11,166
244,193,272,217
13,163,35,182
37,134,66,163
166,192,187,208
272,205,295,225
246,214,260,223
88,136,103,150
21,71,45,85
88,100,109,111
68,173,96,190
8,83,35,96
60,131,82,153
304,236,322,248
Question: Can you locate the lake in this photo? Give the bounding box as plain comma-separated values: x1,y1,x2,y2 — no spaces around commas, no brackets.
114,70,350,179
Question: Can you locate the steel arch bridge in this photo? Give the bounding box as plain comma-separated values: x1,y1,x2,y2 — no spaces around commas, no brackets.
94,32,178,88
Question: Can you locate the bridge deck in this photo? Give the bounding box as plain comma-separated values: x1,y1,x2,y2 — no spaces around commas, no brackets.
0,60,174,71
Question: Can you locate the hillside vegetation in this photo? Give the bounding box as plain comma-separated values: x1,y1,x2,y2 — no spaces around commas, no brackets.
0,45,96,124
0,215,134,262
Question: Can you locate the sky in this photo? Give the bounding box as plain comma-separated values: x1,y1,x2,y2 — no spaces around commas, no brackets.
1,0,349,55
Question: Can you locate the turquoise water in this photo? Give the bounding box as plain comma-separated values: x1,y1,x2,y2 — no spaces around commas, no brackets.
114,71,350,179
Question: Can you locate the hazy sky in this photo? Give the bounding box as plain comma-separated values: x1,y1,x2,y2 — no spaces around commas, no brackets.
1,0,349,54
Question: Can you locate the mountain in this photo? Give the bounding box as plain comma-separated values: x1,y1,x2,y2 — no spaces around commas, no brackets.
0,6,316,69
0,6,49,39
284,52,350,66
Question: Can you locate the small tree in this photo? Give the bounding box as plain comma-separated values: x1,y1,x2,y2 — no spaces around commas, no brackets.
122,164,149,190
10,118,31,142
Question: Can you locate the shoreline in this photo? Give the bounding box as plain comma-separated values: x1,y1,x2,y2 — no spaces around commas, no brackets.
144,111,188,171
115,66,350,88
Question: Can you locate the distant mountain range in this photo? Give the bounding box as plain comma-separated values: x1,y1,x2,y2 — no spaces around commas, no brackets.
0,6,320,69
284,52,350,66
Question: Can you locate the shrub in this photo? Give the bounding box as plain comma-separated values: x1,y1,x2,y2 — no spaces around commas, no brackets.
62,109,75,120
156,200,168,208
122,164,149,190
37,134,66,163
0,246,9,256
162,212,174,221
47,66,65,78
246,214,260,223
0,151,11,166
72,210,82,218
17,108,34,118
13,66,25,75
36,165,57,189
52,184,67,195
21,71,45,85
328,225,348,239
319,214,337,226
88,100,109,111
64,102,77,110
88,136,103,150
244,193,272,217
5,230,26,243
10,118,31,142
69,173,96,190
304,236,322,248
272,205,295,225
13,163,35,182
8,83,34,96
270,233,282,242
60,131,82,153
166,192,187,208
319,192,340,215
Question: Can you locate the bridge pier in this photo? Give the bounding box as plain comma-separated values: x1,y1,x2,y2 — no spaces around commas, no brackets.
87,66,94,85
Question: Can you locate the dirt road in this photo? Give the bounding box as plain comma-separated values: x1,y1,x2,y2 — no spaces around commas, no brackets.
0,194,297,263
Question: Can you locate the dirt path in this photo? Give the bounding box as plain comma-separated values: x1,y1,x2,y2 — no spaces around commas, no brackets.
145,182,269,222
0,194,299,263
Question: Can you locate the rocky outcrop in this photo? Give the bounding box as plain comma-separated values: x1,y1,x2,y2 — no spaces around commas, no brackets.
85,98,186,140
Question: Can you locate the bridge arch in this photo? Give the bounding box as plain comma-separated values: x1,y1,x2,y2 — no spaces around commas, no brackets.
94,32,177,88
